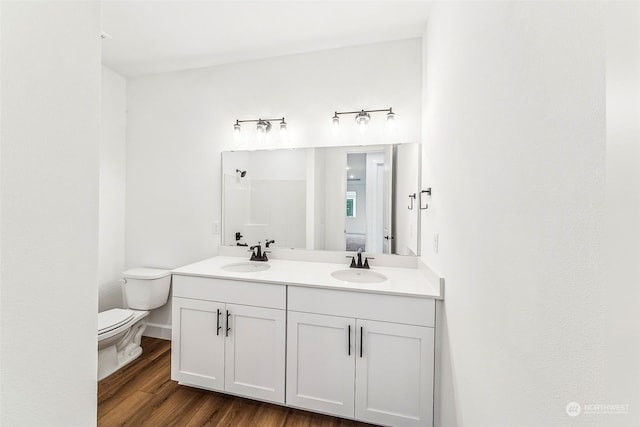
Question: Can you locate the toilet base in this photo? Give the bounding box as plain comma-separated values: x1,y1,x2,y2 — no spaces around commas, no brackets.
116,343,143,372
98,313,148,381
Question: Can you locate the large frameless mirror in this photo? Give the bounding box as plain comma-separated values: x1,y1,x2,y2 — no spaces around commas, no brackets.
222,143,420,256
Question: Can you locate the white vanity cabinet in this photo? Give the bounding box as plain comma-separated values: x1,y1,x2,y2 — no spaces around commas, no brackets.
286,311,356,418
171,275,286,404
355,319,434,427
287,286,435,427
172,297,225,390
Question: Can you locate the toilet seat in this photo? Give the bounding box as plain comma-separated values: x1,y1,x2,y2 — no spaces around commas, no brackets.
98,308,135,336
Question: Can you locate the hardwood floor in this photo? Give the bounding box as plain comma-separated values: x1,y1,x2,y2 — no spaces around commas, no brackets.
98,337,376,427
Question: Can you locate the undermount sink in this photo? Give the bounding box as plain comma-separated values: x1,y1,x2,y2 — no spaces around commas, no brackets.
221,262,271,273
330,269,387,284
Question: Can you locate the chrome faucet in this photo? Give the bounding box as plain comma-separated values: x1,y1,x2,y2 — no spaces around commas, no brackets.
347,248,373,269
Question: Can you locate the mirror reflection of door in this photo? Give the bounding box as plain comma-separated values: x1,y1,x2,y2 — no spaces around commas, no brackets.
382,144,393,254
346,153,366,251
345,151,389,253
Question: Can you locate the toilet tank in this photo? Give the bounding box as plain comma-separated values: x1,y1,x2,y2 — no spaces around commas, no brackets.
123,268,172,310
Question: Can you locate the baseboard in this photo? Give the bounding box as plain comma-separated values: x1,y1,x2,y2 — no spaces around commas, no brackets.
143,322,172,340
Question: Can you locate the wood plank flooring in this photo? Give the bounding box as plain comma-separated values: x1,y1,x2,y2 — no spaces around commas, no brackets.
98,337,377,427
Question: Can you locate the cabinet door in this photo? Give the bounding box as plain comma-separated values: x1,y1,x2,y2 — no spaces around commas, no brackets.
355,320,434,427
224,304,286,403
286,311,356,418
171,297,225,391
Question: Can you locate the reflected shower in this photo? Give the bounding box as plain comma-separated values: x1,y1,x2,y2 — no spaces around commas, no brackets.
236,169,247,178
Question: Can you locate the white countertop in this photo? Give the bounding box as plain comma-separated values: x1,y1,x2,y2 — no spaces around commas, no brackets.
171,256,443,299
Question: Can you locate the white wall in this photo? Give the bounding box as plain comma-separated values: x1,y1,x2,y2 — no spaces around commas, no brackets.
605,3,640,426
1,0,4,408
312,148,326,249
99,66,127,311
394,143,420,255
0,2,100,425
422,3,605,426
127,39,422,328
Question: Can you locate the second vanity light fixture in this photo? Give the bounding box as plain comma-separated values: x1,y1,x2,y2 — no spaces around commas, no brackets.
332,107,395,130
233,117,287,139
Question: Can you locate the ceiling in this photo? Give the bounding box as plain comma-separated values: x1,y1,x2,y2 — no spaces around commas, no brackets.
101,1,431,77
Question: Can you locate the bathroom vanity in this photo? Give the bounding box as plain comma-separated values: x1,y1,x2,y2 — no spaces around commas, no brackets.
171,254,443,427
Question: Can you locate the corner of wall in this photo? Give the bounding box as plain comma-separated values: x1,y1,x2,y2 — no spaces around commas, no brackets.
419,10,442,275
99,64,128,311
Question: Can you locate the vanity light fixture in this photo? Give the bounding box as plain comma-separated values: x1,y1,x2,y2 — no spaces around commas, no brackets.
331,107,395,130
233,117,287,139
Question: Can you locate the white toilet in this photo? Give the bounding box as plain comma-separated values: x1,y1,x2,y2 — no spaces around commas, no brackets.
97,267,171,381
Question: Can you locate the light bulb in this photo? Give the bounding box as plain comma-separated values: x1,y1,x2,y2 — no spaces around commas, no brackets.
359,119,367,133
355,110,370,132
386,109,395,123
332,113,340,129
279,120,288,142
233,121,241,140
256,120,266,133
386,109,395,132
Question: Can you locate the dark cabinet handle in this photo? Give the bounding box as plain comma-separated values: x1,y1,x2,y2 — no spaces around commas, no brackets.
360,326,363,358
226,310,231,336
348,324,351,356
216,309,221,336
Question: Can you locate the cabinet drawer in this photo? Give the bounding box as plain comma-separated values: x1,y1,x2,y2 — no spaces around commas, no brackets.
288,286,435,327
173,275,285,310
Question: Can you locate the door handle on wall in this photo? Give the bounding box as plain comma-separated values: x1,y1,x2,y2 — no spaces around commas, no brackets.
420,188,432,210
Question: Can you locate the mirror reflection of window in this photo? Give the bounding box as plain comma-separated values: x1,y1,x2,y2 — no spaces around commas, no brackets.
346,191,356,218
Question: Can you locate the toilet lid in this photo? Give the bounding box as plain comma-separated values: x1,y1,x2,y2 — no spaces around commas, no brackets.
98,309,135,335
